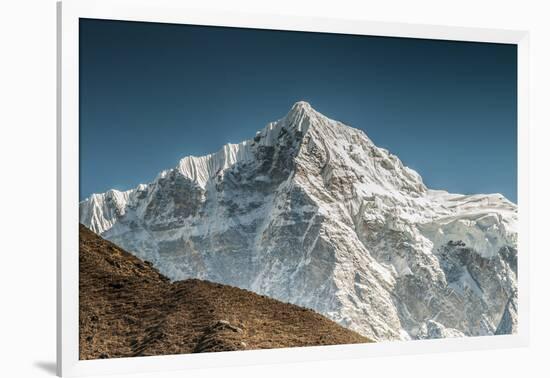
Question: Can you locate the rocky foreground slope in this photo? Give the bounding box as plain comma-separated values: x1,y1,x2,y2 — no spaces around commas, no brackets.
80,102,518,341
79,224,369,360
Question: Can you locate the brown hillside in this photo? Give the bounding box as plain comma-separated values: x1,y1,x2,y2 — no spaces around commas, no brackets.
79,224,370,359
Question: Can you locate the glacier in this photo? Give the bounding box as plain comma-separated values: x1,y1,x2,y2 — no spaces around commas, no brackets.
80,101,518,341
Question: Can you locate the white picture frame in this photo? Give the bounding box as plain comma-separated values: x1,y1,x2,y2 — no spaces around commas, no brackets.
57,0,530,376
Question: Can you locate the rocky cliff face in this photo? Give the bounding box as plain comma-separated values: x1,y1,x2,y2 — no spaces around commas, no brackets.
80,101,518,341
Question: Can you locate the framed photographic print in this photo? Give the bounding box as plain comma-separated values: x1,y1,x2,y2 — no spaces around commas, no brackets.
57,0,529,376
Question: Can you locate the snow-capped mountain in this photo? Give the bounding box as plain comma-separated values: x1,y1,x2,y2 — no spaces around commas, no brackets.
80,101,518,341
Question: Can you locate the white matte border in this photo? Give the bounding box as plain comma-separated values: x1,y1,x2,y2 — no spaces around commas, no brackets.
57,0,530,376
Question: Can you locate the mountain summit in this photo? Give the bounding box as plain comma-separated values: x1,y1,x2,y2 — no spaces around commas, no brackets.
80,102,518,341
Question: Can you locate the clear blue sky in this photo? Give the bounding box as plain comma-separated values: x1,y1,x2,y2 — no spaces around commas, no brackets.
79,19,517,202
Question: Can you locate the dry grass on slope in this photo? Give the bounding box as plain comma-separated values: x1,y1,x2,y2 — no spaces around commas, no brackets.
79,224,370,360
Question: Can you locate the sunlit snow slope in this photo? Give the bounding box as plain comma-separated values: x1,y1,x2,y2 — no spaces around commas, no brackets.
80,102,518,341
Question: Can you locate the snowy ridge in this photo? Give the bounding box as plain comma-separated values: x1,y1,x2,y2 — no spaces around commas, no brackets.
80,101,518,341
176,101,316,188
80,189,133,235
176,142,254,188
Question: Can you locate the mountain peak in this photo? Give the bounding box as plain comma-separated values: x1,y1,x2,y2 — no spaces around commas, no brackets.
80,103,518,342
282,101,321,135
291,101,313,112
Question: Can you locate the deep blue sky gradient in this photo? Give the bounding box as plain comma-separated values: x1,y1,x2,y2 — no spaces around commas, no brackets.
79,19,517,202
